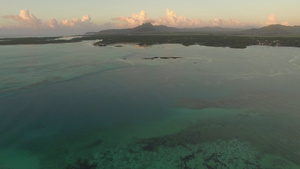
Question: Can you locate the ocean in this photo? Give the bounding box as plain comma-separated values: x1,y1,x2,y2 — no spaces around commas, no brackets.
1,42,300,169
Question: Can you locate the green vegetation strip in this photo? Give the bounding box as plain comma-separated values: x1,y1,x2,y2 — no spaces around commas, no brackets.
1,34,300,49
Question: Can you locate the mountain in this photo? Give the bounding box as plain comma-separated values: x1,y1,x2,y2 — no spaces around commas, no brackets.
86,23,178,35
85,23,241,35
181,27,242,33
85,23,300,36
242,24,300,35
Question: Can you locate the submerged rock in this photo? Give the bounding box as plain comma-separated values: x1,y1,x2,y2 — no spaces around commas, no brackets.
85,139,103,149
65,159,97,169
143,56,182,60
88,139,298,169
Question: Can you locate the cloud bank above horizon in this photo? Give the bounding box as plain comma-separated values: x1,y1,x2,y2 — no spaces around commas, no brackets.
0,9,289,37
114,9,247,28
1,9,97,36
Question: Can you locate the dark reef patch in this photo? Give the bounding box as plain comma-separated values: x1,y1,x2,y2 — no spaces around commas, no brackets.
143,56,182,60
85,139,103,149
65,159,97,169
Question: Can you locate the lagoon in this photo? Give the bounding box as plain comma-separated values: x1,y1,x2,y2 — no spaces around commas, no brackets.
1,42,300,169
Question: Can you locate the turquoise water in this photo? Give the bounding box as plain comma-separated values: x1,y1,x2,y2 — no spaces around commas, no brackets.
1,42,300,169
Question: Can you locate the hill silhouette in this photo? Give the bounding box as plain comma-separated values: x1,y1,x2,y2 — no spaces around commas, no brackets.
86,23,242,35
86,23,300,35
243,24,300,35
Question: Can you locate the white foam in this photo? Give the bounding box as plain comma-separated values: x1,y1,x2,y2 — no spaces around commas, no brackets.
54,36,83,41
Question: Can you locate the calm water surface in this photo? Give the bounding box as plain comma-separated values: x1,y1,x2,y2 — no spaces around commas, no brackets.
1,42,300,169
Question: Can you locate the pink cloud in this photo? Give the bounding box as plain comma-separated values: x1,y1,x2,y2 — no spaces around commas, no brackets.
155,9,202,27
112,10,155,28
281,21,289,26
61,15,94,27
47,18,59,29
2,9,98,34
4,9,42,28
264,14,289,26
266,14,277,25
209,18,244,27
2,9,292,37
112,9,203,28
112,9,250,28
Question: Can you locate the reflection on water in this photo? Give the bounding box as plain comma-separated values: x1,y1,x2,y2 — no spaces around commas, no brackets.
0,43,300,169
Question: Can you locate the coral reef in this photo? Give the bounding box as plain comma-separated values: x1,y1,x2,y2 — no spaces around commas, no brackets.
87,139,296,169
65,159,97,169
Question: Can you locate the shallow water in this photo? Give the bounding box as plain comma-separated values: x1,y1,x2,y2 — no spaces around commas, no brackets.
1,42,300,169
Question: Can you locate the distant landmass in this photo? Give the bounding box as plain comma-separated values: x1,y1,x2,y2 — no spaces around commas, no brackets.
85,23,242,35
86,23,300,35
1,23,300,48
85,23,178,35
242,24,300,35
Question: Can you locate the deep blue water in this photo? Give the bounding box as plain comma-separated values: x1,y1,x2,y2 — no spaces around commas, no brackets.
1,42,300,169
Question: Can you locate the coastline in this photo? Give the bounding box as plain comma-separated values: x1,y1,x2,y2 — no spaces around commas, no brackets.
1,34,300,49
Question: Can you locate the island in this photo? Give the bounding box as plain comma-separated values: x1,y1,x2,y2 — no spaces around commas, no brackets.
1,23,300,49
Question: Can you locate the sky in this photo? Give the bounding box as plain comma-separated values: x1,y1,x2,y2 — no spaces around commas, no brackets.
0,0,300,37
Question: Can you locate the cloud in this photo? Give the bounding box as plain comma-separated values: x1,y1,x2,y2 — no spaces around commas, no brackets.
2,9,291,37
2,9,99,36
281,21,289,26
266,14,277,25
112,9,249,28
4,9,42,28
265,14,289,26
4,9,96,29
155,9,202,27
111,9,203,28
209,18,245,27
61,15,94,28
112,10,155,28
47,18,59,29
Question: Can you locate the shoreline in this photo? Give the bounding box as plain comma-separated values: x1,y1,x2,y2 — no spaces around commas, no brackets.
1,34,300,49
